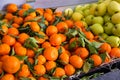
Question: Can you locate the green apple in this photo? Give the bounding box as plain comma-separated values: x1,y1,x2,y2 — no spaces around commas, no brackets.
85,15,94,25
92,16,104,25
106,36,120,47
89,3,97,15
72,12,83,21
99,33,108,39
64,8,73,17
95,2,107,16
107,1,120,15
90,23,104,35
112,24,120,36
111,12,120,24
103,14,111,23
103,22,114,35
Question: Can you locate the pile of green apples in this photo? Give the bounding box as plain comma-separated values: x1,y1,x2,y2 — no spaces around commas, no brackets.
64,0,120,48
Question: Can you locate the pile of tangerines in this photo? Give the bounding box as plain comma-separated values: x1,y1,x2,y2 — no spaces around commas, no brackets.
0,3,120,80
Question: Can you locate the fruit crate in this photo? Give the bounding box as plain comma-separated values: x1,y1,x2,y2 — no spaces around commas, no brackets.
64,58,120,80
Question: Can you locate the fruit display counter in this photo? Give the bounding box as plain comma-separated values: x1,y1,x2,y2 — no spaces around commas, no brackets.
0,0,120,80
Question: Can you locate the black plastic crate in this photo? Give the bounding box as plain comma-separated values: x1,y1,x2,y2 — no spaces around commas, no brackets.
64,58,120,80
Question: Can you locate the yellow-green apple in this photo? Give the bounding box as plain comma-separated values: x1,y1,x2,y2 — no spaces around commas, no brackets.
83,9,90,17
85,15,94,25
74,5,82,12
113,0,120,3
103,14,111,23
111,12,120,24
89,3,97,15
103,0,112,6
64,8,73,17
99,33,108,39
90,23,104,35
95,2,107,16
106,36,120,47
92,16,104,25
107,1,120,15
103,22,114,35
112,24,120,36
72,12,83,21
